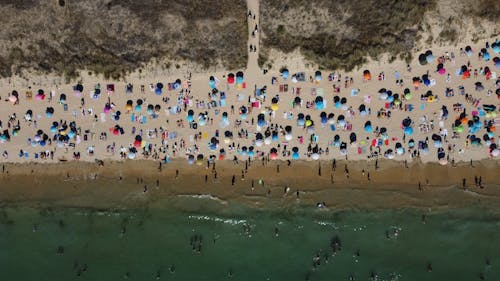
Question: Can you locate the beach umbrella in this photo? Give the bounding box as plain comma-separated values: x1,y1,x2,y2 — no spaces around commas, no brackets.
8,95,17,104
187,109,194,122
315,96,324,110
425,50,434,63
198,113,208,126
225,73,235,84
25,110,33,121
494,57,500,68
257,113,266,127
294,96,302,107
285,125,293,140
439,157,448,165
75,83,84,92
483,52,491,61
236,71,244,84
315,71,322,81
491,149,500,157
395,142,404,155
292,147,299,160
475,82,484,92
270,148,278,160
363,70,371,81
402,117,412,128
255,133,264,147
418,53,427,65
126,100,133,111
209,76,216,89
272,131,279,142
385,149,395,159
465,45,473,56
187,154,195,165
364,121,373,133
349,132,357,144
146,104,154,115
45,107,54,117
281,68,289,79
297,113,305,127
320,112,328,125
492,40,500,53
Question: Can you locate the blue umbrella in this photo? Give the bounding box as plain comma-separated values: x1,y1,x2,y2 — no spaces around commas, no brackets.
282,69,289,79
404,127,413,136
364,121,373,133
315,71,322,81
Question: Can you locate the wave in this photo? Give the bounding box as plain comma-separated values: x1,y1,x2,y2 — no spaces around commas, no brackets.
177,194,228,204
188,215,247,226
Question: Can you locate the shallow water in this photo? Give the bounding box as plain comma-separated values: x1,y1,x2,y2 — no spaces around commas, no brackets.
1,197,499,281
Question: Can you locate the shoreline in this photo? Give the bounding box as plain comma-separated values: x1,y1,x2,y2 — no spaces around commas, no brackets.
2,158,500,212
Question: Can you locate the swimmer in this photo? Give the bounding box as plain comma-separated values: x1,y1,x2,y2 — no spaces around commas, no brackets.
32,223,38,232
427,262,433,272
227,268,233,277
56,246,64,255
123,272,130,279
156,270,161,280
58,219,65,228
370,271,376,281
349,274,355,280
274,227,279,237
143,185,148,193
169,264,175,273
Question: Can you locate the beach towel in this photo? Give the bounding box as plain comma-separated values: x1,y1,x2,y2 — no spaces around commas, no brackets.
100,113,106,123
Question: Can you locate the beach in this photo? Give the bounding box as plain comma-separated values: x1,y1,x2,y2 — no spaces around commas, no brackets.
0,34,500,209
1,158,500,212
1,1,500,280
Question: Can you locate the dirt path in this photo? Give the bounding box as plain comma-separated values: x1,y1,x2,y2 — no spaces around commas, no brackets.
246,0,260,73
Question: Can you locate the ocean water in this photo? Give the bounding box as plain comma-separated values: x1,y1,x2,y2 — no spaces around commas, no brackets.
0,197,499,281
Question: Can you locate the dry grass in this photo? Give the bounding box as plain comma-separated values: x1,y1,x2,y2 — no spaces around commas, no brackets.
260,0,437,70
0,0,248,80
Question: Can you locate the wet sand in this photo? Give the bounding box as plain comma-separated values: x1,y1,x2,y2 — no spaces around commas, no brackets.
1,159,500,212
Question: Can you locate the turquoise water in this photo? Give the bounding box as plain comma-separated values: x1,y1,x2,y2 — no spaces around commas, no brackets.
1,198,499,281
